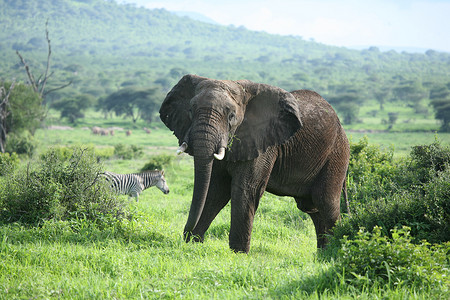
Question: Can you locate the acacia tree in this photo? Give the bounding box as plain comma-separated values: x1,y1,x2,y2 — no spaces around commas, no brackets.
52,95,94,124
373,89,391,110
430,83,450,132
392,81,427,113
327,92,362,125
98,87,161,123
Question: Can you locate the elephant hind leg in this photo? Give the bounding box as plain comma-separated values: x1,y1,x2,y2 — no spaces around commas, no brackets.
295,196,335,248
308,211,337,248
305,160,346,248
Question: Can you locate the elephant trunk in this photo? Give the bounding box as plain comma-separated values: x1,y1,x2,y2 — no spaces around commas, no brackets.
183,156,213,240
183,113,222,241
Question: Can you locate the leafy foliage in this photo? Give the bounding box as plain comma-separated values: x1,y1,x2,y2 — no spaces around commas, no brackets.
0,81,44,155
4,131,36,156
334,138,450,245
0,147,130,225
430,82,450,131
113,143,143,159
0,152,19,176
1,81,44,134
327,89,363,124
336,226,449,290
98,87,161,123
141,154,175,171
52,94,94,124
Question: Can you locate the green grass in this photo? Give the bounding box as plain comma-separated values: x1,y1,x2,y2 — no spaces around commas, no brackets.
3,186,441,299
1,109,449,299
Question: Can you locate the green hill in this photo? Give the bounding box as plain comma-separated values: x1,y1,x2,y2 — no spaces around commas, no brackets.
1,0,449,129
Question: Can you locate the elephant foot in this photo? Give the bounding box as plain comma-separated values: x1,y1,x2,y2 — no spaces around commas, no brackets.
316,234,331,249
229,242,250,254
183,231,204,243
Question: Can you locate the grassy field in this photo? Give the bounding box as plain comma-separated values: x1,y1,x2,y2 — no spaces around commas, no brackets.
1,109,449,299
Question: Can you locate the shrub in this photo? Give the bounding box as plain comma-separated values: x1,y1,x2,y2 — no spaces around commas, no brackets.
336,226,449,291
346,136,397,204
94,146,114,160
0,147,130,225
409,139,450,183
332,137,450,245
40,145,75,161
114,143,143,159
0,152,19,176
141,154,174,171
5,131,36,156
421,166,450,242
41,145,114,162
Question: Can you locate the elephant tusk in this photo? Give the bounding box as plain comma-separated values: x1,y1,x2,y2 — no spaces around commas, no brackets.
214,147,226,160
177,142,188,155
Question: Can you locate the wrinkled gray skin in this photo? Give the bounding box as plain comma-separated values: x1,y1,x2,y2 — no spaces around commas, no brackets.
160,75,350,253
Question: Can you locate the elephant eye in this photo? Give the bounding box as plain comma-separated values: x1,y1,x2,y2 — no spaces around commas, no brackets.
228,112,237,125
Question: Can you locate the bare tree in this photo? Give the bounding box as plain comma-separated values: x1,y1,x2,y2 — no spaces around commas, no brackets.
15,19,71,100
0,81,15,153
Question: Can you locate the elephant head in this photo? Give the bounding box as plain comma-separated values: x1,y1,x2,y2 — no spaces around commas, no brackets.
159,74,302,238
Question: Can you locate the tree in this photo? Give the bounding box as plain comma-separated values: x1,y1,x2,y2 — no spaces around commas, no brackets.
0,81,15,153
430,83,450,132
0,81,45,154
52,94,94,124
98,87,161,123
328,92,362,125
392,81,427,113
387,112,399,130
373,89,391,110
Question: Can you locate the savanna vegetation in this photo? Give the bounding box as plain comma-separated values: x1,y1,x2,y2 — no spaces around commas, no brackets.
0,0,449,298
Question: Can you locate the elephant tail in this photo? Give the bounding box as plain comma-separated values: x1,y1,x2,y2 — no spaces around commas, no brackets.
342,178,351,216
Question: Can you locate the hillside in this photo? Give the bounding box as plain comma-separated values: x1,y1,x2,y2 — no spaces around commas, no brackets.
0,0,449,129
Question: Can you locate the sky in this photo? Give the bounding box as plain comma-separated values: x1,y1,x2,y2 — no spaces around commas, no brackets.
120,0,450,53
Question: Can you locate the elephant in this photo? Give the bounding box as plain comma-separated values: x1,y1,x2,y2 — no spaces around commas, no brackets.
159,74,350,253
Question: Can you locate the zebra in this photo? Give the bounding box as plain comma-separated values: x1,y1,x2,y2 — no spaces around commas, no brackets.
102,170,169,201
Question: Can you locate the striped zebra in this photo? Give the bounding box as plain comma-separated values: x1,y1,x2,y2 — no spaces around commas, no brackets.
102,170,169,201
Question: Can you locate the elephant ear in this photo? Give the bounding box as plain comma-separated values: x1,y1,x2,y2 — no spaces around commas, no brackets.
227,81,302,161
159,74,206,149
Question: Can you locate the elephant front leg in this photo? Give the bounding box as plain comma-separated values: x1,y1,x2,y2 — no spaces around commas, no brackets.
229,175,269,253
228,153,276,253
229,191,259,253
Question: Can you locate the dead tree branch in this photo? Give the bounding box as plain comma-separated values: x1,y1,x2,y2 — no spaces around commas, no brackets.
39,19,51,96
15,19,71,100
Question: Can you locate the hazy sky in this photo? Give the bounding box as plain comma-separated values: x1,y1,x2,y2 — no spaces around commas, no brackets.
121,0,450,52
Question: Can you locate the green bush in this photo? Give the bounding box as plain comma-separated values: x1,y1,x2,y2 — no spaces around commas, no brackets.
0,152,19,176
141,154,175,171
421,166,450,242
94,146,114,160
0,147,130,225
346,136,397,204
5,131,36,156
336,226,449,291
114,143,143,159
409,139,450,183
332,137,450,245
42,145,115,162
40,145,75,161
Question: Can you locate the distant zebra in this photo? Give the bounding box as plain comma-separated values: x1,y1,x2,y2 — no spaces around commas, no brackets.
102,170,169,201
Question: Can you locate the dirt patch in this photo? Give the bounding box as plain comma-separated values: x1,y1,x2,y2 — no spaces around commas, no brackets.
46,125,74,130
